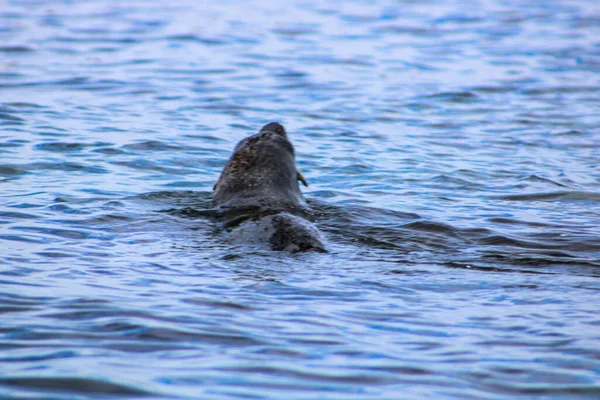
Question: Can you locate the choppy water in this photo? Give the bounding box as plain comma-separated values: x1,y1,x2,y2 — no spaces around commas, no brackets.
1,0,600,399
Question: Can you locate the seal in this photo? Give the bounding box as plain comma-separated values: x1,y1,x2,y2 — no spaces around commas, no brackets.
213,122,326,252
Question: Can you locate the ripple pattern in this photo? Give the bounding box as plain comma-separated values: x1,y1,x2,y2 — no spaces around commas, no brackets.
1,0,600,399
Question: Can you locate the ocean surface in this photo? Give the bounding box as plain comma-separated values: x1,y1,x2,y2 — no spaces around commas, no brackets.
1,0,599,399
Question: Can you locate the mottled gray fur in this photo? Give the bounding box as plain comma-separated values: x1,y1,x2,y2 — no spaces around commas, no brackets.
213,122,326,253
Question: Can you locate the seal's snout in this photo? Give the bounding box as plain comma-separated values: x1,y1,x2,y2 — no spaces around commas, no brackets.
260,122,287,137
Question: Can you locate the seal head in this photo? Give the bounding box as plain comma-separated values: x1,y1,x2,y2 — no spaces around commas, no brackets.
213,122,325,252
213,122,307,212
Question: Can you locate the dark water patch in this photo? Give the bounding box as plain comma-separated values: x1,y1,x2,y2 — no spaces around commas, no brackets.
480,382,600,399
429,174,483,189
318,207,445,253
181,133,227,143
0,72,26,81
0,113,25,123
0,211,41,221
40,307,175,323
275,80,320,90
70,213,135,225
68,27,113,35
0,165,27,176
91,126,128,133
166,34,227,45
0,305,40,314
520,85,599,95
478,253,600,270
522,174,571,188
419,91,480,103
273,69,310,79
107,325,267,347
300,54,375,68
478,234,571,251
47,203,93,215
272,26,319,38
0,140,28,149
0,350,77,363
323,222,450,253
182,297,256,311
0,234,54,244
494,191,600,202
20,162,108,174
553,129,589,136
92,146,126,155
402,221,460,236
33,128,70,138
49,35,141,44
34,251,75,259
12,226,92,240
312,198,599,270
2,102,47,110
0,45,34,53
487,217,562,229
122,140,185,151
155,95,186,101
375,24,445,36
0,377,153,397
134,190,211,202
35,142,107,153
469,84,521,94
0,77,129,91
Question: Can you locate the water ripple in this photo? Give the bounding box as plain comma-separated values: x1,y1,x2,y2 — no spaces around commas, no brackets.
1,0,599,399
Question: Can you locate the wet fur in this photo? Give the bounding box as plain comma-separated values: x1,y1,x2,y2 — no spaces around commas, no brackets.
213,122,326,253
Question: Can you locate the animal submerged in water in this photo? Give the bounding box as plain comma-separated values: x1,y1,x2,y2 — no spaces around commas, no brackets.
213,122,326,252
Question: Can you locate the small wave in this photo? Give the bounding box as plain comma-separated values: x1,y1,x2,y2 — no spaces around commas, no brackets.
122,140,186,151
0,377,153,397
494,191,600,202
35,142,91,152
0,45,35,53
418,91,481,103
0,112,25,123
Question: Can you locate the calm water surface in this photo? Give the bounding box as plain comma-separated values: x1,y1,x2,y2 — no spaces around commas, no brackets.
1,0,599,399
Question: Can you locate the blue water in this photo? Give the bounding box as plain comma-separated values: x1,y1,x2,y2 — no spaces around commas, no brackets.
1,0,600,399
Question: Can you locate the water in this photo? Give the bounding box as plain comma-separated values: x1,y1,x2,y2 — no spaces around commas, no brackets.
1,0,599,398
